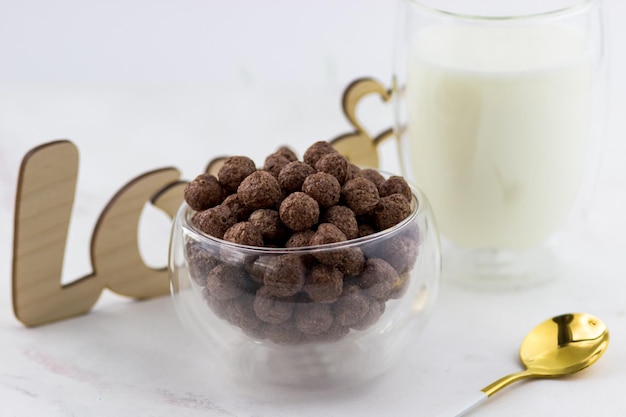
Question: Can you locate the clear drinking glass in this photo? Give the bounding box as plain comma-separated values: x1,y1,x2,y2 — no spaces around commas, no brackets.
169,177,441,389
393,0,606,288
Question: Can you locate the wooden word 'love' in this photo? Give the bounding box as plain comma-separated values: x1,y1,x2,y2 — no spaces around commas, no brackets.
11,77,392,327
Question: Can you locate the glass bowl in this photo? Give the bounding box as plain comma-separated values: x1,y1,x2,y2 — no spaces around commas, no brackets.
168,181,440,390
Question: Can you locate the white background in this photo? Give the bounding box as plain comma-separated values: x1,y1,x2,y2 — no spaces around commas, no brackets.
1,0,625,416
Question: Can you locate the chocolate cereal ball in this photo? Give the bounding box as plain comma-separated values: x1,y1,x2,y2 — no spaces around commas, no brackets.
264,320,302,345
204,290,231,320
379,176,412,202
248,209,286,243
358,223,377,238
361,168,386,189
359,258,399,301
223,222,264,247
347,163,362,181
221,193,253,221
350,299,386,331
303,263,343,303
238,170,282,210
278,161,315,193
263,153,291,178
309,223,348,266
302,172,341,208
309,223,347,245
184,173,224,211
279,192,320,232
185,239,220,286
373,193,412,231
315,152,350,185
336,247,366,277
226,296,265,337
218,156,257,194
341,177,380,215
303,140,337,167
334,285,370,327
273,146,298,162
285,229,315,248
322,205,358,240
192,205,236,239
376,235,419,275
263,254,306,297
294,303,334,335
205,264,246,300
253,286,294,324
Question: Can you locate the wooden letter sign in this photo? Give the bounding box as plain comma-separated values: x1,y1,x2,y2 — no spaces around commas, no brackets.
12,140,186,327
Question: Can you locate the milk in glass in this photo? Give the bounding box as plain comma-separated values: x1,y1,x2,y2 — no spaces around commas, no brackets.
405,25,592,249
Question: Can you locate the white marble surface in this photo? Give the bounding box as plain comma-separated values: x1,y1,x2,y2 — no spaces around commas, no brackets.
1,0,626,416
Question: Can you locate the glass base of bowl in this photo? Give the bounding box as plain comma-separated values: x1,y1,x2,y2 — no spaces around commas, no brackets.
172,275,431,391
441,239,563,290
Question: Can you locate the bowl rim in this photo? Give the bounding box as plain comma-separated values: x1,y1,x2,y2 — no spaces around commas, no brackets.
179,181,425,255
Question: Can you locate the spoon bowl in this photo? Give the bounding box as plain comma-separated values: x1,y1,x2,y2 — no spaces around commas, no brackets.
482,313,609,395
437,313,609,417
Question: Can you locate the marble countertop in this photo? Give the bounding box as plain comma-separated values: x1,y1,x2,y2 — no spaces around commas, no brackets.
1,0,625,416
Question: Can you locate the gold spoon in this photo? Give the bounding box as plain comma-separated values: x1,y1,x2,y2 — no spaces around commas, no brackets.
436,313,609,417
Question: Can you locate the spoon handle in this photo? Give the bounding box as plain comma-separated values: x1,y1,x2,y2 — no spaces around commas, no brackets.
433,370,533,417
481,369,533,396
432,391,488,417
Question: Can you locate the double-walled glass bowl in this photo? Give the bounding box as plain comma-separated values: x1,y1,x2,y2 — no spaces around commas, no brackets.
169,182,440,389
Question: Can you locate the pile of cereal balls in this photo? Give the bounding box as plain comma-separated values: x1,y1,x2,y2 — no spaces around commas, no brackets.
183,141,420,345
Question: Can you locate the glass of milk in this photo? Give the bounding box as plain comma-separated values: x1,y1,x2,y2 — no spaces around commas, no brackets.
393,0,606,287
